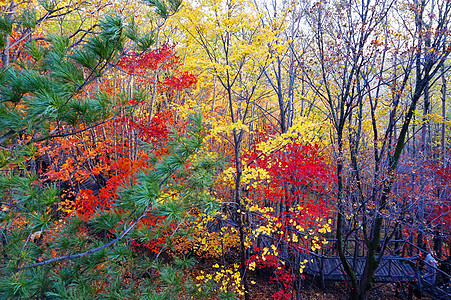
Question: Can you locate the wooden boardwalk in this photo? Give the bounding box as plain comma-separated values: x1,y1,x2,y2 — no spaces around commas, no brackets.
415,278,451,300
300,255,416,282
259,237,451,298
299,254,451,299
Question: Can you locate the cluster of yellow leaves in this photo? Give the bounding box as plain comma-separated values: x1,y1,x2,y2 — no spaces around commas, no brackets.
299,258,309,274
256,117,327,155
288,207,331,251
420,113,451,126
172,99,210,120
210,120,250,138
168,0,294,122
196,263,244,296
0,212,27,231
3,0,155,40
221,165,270,189
261,245,279,261
173,212,240,259
59,189,76,213
172,99,225,145
173,99,250,144
244,204,332,252
174,0,277,72
244,198,273,214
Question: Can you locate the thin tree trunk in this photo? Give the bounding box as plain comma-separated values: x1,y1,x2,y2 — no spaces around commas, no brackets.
441,64,446,165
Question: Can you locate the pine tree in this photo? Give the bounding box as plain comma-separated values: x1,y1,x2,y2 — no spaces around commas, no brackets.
0,1,224,298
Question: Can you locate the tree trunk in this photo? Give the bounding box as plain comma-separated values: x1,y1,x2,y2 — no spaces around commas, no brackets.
441,63,447,165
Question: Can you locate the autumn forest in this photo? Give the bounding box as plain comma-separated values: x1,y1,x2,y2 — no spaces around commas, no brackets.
0,0,450,299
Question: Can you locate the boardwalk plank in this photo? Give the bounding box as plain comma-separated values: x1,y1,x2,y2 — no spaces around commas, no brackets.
303,256,417,283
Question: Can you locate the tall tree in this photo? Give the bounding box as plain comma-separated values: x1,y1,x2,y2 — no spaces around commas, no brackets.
300,0,451,298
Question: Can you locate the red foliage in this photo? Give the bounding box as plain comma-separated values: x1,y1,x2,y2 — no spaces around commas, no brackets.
74,189,100,220
245,141,335,220
238,140,335,299
114,110,174,146
158,72,198,92
0,31,49,68
117,44,179,76
394,158,451,258
71,110,174,218
248,253,293,300
131,215,177,254
116,45,197,95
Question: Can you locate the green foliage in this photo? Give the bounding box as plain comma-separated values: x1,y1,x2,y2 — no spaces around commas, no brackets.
173,255,195,270
88,210,120,234
0,112,221,298
0,269,49,299
38,0,57,12
19,7,37,28
137,33,156,52
109,244,132,262
0,12,158,146
0,15,13,36
0,2,223,299
145,0,182,19
0,14,13,50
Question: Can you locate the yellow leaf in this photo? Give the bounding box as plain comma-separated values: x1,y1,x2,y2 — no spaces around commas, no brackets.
30,231,42,242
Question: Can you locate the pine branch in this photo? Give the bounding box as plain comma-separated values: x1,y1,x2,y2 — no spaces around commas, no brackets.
4,208,148,277
28,115,116,144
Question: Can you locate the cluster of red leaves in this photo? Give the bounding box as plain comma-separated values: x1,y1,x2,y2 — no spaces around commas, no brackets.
248,253,293,300
73,111,174,217
422,163,451,233
391,158,451,259
434,165,451,182
40,139,112,183
114,110,174,146
68,110,183,255
116,45,197,94
74,189,101,219
240,140,335,298
245,141,335,220
60,44,196,254
117,45,179,75
36,108,176,221
131,216,177,254
158,72,198,92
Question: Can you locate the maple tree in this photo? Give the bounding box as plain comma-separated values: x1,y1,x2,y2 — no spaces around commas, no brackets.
177,1,275,297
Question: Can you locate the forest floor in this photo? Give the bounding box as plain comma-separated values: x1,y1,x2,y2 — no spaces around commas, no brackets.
248,278,434,299
191,258,433,299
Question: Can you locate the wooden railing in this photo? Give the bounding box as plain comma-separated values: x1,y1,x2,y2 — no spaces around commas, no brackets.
258,235,451,297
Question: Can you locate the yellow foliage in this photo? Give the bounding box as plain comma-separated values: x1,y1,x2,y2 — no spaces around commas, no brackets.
255,117,329,155
422,113,451,125
221,165,270,189
173,212,240,259
196,263,245,296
